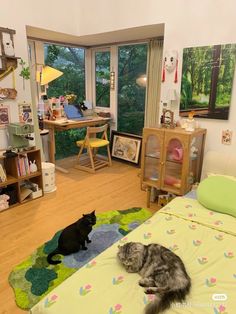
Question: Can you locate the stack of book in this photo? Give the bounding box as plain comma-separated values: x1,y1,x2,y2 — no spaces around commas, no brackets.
17,154,31,177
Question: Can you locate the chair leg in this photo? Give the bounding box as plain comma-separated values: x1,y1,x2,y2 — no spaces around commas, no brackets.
87,145,95,172
107,145,112,166
93,147,98,160
77,144,84,160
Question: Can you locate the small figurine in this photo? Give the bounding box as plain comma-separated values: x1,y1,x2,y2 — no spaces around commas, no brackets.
185,111,195,132
29,160,38,173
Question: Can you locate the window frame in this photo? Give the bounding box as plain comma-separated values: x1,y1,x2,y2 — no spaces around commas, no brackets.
92,47,111,110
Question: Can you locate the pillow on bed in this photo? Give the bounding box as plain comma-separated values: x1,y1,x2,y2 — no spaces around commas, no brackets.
197,175,236,217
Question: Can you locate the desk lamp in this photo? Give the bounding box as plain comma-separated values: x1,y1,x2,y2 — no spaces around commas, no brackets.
36,65,63,86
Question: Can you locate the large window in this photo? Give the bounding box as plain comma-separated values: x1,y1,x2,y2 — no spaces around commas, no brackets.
44,44,85,102
117,44,147,135
44,44,86,159
94,50,110,107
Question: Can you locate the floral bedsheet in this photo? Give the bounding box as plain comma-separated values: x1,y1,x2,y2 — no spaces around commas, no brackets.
30,197,236,314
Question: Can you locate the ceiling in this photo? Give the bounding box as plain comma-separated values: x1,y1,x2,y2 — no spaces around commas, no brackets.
26,23,164,47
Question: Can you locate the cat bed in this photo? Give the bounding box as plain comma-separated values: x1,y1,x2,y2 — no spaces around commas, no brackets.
197,175,236,217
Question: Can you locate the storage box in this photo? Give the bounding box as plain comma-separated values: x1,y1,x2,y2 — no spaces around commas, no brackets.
29,189,43,199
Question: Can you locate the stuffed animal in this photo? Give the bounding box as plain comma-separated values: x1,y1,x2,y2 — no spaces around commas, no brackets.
0,194,10,211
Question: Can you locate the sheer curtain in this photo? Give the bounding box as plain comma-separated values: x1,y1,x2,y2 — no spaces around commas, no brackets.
144,38,163,127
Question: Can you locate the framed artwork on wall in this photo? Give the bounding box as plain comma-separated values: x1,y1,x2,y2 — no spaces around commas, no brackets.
18,102,33,123
0,104,10,126
110,131,142,166
180,43,236,120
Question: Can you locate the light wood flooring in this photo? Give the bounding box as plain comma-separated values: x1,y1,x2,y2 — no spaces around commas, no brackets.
0,160,158,314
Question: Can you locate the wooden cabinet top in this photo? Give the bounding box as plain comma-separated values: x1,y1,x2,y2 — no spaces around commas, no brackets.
143,127,206,136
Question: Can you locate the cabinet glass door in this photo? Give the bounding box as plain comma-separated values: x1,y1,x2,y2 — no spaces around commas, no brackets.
189,135,204,185
143,134,161,185
163,138,183,191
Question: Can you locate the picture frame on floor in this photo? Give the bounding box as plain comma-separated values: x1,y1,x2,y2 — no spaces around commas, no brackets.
110,131,142,166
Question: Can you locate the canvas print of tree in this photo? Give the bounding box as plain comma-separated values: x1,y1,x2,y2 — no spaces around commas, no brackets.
180,43,236,120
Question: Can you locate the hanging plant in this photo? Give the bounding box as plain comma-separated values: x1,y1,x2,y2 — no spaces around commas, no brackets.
19,59,30,90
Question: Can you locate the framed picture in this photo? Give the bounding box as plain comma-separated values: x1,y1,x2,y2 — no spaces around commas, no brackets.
110,131,142,166
0,104,10,126
180,43,236,120
222,130,233,145
18,102,33,123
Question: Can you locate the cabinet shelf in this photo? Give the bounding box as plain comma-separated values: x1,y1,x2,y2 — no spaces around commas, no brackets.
166,158,183,164
18,171,42,181
145,154,160,160
143,178,160,186
0,175,18,188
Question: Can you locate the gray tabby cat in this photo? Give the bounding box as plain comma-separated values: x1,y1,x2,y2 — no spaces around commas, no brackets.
117,242,191,314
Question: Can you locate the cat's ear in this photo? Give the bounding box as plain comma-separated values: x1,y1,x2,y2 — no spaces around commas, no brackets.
91,210,95,215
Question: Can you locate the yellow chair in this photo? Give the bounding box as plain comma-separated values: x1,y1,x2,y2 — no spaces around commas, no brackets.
75,124,112,173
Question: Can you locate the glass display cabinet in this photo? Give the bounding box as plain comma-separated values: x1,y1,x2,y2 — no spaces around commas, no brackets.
141,127,206,207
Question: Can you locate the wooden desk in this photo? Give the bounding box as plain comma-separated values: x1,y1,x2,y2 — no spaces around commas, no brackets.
43,117,110,167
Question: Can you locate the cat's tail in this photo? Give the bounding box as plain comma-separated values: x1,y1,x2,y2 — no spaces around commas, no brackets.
47,248,62,265
145,283,191,314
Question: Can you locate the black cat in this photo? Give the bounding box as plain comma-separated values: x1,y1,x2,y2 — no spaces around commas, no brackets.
47,210,96,265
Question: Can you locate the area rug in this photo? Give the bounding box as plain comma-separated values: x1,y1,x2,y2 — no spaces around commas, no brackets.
9,207,152,310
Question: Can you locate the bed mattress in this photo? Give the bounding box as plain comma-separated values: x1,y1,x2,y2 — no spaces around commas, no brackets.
30,196,236,314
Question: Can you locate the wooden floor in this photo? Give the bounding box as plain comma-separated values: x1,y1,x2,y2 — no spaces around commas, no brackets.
0,160,158,314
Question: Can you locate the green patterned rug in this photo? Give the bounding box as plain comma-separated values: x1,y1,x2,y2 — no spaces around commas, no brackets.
9,207,152,310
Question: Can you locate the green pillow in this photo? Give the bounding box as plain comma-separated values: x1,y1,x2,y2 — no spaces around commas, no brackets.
197,175,236,217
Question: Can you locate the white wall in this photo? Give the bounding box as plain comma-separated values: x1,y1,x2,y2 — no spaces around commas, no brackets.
76,0,236,154
1,0,236,154
0,0,78,149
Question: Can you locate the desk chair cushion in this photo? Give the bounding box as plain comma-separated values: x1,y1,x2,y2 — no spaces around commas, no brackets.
76,138,109,148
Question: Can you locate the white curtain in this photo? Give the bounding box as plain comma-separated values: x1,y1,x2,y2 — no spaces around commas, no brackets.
144,39,163,127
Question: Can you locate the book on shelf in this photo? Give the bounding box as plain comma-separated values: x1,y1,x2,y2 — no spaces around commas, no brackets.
17,154,31,177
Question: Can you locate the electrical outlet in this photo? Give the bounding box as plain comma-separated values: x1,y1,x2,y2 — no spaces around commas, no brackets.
222,130,232,145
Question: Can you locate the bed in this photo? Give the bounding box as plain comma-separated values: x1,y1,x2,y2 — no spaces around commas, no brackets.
30,151,236,314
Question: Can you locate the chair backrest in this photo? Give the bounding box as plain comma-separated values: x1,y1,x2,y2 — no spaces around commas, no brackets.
86,124,108,140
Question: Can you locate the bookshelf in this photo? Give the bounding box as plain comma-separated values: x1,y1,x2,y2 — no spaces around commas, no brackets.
0,149,43,210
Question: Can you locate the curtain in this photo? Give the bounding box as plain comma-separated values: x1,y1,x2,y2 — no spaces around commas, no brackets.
144,38,163,127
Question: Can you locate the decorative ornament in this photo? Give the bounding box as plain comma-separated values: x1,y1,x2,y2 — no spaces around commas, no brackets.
162,50,178,83
19,59,30,90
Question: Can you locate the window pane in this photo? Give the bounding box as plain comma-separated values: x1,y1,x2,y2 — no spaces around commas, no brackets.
118,44,147,136
95,51,110,107
44,44,85,103
44,44,86,160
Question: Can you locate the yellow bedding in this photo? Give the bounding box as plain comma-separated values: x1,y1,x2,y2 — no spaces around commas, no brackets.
30,197,235,314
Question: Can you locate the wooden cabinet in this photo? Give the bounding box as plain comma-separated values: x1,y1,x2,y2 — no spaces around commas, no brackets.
141,127,206,206
0,149,43,210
